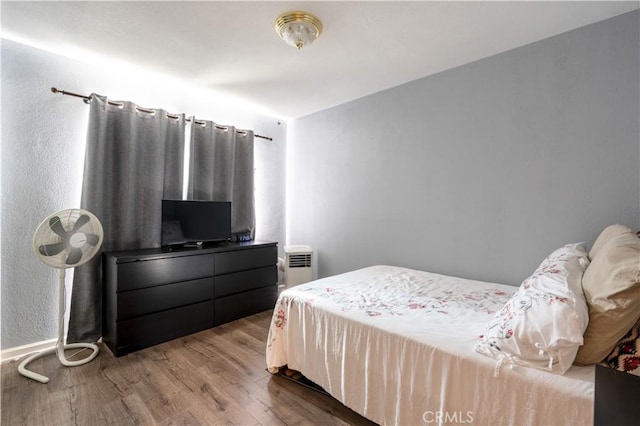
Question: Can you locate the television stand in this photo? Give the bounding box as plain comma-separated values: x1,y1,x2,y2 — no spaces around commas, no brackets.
102,240,277,357
183,241,204,248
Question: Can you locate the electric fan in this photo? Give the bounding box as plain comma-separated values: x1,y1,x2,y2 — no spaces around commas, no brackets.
19,208,104,383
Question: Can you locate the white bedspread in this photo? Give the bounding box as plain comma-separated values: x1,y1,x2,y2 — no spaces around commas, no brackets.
266,265,594,426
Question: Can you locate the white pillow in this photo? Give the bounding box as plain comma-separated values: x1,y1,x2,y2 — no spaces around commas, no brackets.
475,243,590,375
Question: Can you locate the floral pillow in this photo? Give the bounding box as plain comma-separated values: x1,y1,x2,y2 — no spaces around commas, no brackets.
604,318,640,376
475,243,590,375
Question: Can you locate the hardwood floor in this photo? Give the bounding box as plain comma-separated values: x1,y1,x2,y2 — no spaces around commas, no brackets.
1,310,376,425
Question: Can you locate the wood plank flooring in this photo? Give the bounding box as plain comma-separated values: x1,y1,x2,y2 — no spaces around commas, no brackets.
1,310,377,425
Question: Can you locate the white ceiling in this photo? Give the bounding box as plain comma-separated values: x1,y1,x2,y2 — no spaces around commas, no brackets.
2,1,638,119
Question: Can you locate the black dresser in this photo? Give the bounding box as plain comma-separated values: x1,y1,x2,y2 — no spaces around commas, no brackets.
594,364,640,425
102,241,277,356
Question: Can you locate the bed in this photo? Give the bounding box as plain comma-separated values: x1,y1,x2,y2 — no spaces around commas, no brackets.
266,226,639,425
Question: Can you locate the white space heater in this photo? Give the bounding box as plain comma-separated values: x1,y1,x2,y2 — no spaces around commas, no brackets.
284,245,314,287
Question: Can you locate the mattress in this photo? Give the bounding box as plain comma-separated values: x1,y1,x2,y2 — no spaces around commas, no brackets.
266,265,595,425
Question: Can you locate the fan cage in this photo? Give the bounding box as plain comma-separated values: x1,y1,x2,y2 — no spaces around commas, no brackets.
32,208,104,269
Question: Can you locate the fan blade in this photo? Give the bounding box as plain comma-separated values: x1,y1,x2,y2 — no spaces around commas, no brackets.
66,248,83,265
73,214,91,232
49,216,68,237
39,242,67,257
85,233,100,246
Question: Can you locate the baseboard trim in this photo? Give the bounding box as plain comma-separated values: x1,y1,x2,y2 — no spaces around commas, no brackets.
1,338,57,363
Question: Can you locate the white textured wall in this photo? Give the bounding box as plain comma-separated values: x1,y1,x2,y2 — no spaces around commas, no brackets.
1,39,286,350
287,11,640,285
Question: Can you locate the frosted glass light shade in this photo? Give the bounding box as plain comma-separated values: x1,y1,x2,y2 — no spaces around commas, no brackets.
275,11,323,50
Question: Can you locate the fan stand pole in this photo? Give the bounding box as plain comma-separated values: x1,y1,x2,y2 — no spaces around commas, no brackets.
18,269,100,384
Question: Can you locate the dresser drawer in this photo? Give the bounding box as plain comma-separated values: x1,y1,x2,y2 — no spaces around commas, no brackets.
118,277,214,320
214,286,278,325
117,254,214,291
215,266,276,298
115,300,214,356
215,246,276,275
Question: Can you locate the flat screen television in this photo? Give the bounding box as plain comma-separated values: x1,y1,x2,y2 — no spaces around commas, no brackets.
161,200,231,247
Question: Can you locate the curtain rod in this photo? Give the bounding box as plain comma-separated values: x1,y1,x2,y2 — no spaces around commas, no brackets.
50,87,273,141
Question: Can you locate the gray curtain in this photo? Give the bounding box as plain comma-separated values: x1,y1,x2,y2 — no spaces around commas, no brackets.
68,94,185,343
188,120,255,238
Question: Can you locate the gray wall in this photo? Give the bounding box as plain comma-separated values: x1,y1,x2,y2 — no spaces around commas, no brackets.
287,11,639,286
1,39,286,351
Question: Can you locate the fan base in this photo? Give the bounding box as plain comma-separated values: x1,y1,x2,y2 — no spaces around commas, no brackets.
18,342,99,384
23,236,102,384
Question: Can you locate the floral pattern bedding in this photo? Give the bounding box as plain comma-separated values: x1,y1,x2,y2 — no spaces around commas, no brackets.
266,265,595,426
291,269,511,317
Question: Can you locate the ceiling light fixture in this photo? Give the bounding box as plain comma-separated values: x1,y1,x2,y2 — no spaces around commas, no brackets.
275,11,322,50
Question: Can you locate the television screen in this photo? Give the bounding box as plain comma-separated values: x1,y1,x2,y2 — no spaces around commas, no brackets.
161,200,231,246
